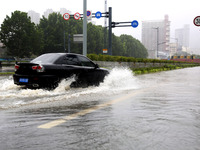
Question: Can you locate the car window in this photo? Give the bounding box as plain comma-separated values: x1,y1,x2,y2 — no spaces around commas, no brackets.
31,53,62,64
78,56,96,67
62,55,80,66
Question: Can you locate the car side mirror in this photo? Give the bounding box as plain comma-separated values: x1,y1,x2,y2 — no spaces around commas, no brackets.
95,64,99,69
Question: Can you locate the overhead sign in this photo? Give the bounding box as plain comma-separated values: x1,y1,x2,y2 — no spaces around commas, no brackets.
73,34,83,43
131,20,139,28
74,12,81,20
194,16,200,26
95,11,102,19
63,13,70,20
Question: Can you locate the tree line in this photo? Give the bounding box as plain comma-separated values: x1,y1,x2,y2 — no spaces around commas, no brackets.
0,11,148,58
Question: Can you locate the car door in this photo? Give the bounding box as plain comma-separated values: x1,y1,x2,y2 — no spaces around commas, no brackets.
77,55,102,84
56,54,81,79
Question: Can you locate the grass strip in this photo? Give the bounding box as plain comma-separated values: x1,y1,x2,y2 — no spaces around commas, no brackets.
132,64,199,75
0,72,14,76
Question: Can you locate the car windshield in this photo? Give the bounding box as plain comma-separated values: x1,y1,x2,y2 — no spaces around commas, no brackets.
31,53,62,64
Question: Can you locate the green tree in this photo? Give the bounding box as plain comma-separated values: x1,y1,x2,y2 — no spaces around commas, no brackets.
0,11,41,58
39,13,64,54
87,23,104,54
119,34,148,58
112,34,124,56
31,25,44,55
39,13,83,54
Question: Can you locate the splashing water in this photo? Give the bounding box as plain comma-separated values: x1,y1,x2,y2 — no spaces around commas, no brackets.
0,67,140,109
99,67,140,91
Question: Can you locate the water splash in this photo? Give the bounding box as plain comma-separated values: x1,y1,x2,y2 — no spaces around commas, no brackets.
0,68,139,109
99,67,140,92
0,76,18,91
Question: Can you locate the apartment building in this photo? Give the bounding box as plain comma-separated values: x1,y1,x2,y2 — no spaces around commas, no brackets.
28,10,40,24
142,15,170,59
175,24,190,52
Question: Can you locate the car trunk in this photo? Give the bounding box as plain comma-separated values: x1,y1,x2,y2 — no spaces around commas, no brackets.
15,62,39,75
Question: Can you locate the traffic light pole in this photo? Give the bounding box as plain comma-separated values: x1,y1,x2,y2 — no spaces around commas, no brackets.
72,4,136,56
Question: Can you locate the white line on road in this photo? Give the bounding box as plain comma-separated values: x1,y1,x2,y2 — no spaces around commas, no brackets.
38,89,146,129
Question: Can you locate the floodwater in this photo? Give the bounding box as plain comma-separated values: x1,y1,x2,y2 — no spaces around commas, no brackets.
0,67,200,150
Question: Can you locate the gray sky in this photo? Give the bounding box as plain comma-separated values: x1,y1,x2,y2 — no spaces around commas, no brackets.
1,0,200,52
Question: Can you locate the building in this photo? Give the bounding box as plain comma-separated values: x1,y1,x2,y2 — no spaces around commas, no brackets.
44,9,54,18
60,8,71,15
28,10,40,25
169,43,178,57
43,8,71,19
175,24,190,52
142,15,170,59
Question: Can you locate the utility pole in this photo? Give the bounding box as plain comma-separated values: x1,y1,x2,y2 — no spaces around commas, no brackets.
83,0,87,56
68,34,71,53
104,0,108,50
108,7,112,55
64,31,66,52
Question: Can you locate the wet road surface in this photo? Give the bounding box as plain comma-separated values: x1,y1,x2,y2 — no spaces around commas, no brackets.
0,67,200,150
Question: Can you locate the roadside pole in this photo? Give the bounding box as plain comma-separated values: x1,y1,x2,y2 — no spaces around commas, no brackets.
83,0,87,56
108,7,112,55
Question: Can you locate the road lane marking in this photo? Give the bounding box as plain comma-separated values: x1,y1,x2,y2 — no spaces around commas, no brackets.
38,89,145,129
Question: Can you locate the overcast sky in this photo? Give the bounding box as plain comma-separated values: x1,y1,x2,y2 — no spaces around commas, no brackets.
1,0,200,52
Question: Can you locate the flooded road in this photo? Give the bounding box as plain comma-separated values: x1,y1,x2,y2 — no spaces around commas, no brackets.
0,67,200,150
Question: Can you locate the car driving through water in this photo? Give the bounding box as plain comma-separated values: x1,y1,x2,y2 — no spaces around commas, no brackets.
13,53,109,89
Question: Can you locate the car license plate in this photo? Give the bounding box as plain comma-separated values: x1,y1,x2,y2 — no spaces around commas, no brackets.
19,78,28,83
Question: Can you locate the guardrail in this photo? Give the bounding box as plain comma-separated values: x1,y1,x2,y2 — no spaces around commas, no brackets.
0,61,15,66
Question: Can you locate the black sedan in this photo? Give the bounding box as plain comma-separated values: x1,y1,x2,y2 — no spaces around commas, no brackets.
13,53,109,89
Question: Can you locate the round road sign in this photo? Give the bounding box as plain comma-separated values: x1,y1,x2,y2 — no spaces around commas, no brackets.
131,20,139,28
63,13,70,20
74,12,81,20
194,16,200,26
87,11,91,17
95,11,102,19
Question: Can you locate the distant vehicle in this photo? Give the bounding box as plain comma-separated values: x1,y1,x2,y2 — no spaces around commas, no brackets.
13,53,109,89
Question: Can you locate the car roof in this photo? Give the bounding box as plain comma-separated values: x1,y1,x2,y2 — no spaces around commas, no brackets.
44,53,84,56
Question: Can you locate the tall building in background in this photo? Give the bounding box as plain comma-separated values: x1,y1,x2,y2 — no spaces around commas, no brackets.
142,15,170,59
44,9,54,18
60,8,71,15
175,24,190,53
28,10,40,24
43,8,71,19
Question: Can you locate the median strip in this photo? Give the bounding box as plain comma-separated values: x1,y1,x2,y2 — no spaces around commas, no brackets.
37,89,145,129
